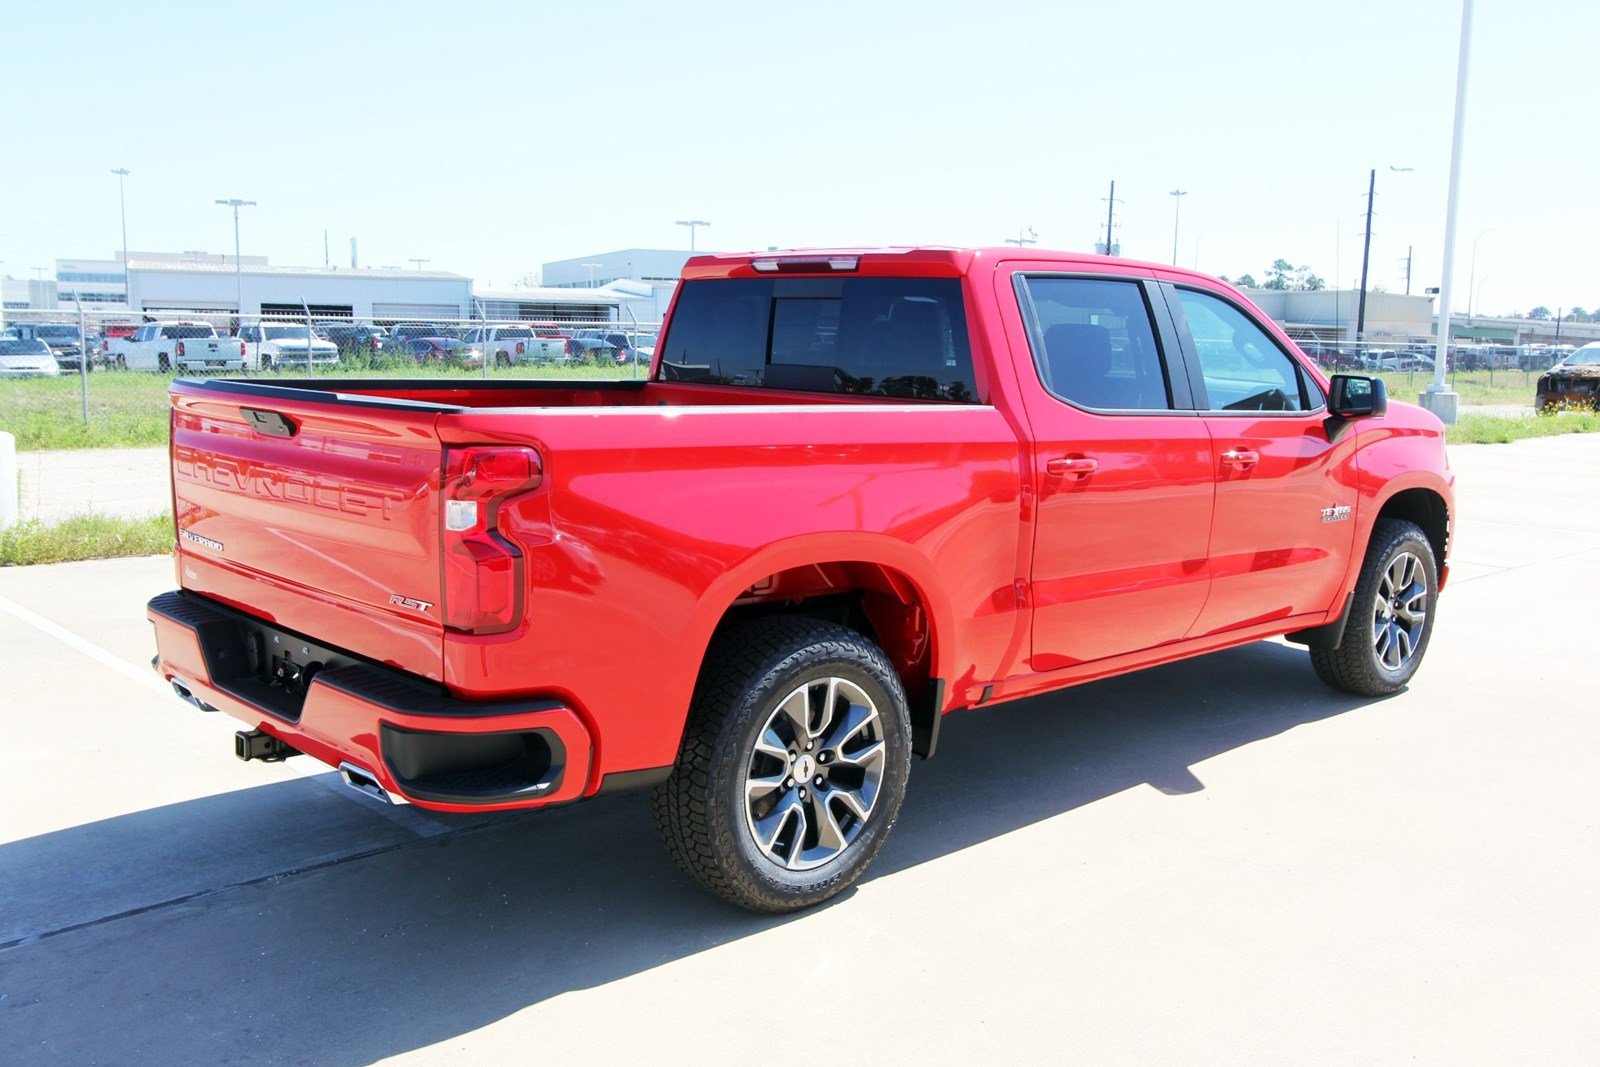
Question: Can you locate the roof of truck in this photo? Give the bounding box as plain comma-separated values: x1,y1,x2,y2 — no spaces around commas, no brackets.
681,246,1221,284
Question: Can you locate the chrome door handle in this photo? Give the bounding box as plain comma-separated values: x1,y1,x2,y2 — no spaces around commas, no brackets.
1046,456,1099,478
1220,448,1260,469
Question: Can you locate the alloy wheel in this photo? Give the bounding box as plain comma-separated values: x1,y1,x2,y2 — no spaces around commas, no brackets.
1372,550,1427,671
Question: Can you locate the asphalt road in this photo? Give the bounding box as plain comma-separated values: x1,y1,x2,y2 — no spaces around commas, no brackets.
2,435,1598,1064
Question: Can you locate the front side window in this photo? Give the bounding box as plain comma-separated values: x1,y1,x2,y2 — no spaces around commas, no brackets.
659,276,976,401
1018,276,1173,411
1175,288,1320,412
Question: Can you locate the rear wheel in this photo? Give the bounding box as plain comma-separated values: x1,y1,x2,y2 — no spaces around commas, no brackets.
652,617,912,912
1311,518,1438,696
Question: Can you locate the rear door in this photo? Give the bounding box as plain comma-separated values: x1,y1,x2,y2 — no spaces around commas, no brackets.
170,382,450,679
1005,268,1216,672
1162,283,1358,638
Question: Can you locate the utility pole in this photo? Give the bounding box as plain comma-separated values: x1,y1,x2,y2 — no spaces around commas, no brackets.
1168,189,1187,265
409,258,430,271
1356,169,1376,342
1004,226,1038,248
214,198,256,325
323,229,329,268
1405,245,1413,294
1101,180,1119,256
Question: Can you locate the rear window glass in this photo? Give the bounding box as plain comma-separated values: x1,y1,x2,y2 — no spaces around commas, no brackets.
659,277,977,401
161,325,215,339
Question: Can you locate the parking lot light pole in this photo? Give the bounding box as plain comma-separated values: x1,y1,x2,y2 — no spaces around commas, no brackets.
1422,0,1473,425
675,220,710,253
215,199,256,328
1168,190,1187,265
111,168,130,282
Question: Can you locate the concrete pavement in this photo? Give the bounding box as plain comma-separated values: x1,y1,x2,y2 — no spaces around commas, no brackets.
1,436,1598,1063
16,446,169,523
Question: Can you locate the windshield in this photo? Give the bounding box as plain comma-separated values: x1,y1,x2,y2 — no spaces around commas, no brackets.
1562,348,1600,368
0,339,52,356
633,334,658,347
263,326,322,341
34,325,79,339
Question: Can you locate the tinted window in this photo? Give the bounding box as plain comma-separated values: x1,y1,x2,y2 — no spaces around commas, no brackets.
162,325,215,340
660,277,976,401
1019,277,1172,411
1175,289,1318,412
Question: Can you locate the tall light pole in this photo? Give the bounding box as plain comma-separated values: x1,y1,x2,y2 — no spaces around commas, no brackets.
1466,228,1492,320
111,168,131,289
214,198,256,322
1168,190,1187,265
675,219,710,252
1423,0,1474,424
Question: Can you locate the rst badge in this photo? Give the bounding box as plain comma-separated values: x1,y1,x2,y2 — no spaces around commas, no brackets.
1320,504,1352,523
389,594,434,613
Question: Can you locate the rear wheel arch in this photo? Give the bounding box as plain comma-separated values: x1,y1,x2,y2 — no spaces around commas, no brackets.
681,549,954,759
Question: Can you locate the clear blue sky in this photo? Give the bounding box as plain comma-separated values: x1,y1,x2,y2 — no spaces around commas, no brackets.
3,0,1595,314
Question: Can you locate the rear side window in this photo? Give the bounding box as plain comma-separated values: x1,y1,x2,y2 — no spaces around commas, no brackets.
1018,277,1173,411
660,277,977,401
1174,288,1320,412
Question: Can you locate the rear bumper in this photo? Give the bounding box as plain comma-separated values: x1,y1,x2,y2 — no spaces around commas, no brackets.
148,590,592,812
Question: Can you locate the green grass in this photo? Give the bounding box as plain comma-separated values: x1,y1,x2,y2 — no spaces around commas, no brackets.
1447,409,1600,445
0,362,640,451
1375,369,1540,408
1,512,172,567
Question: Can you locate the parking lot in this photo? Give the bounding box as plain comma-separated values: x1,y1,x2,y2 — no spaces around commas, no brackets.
2,434,1598,1064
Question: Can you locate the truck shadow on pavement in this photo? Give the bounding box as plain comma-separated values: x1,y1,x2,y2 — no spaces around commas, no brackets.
1,640,1384,1064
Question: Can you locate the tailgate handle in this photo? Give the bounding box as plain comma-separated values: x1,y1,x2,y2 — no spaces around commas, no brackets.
241,407,299,438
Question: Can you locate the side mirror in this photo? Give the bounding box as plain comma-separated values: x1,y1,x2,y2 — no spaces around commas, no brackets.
1329,374,1387,418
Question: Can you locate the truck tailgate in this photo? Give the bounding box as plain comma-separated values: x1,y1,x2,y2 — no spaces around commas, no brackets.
170,382,448,680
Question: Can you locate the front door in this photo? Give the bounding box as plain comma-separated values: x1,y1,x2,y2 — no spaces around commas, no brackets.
1162,283,1359,637
1008,271,1216,673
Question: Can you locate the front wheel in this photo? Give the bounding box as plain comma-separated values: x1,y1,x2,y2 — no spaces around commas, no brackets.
1311,518,1438,696
652,617,912,912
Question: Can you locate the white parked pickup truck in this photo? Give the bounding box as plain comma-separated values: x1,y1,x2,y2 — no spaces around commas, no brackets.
237,323,340,370
460,324,566,365
113,322,246,373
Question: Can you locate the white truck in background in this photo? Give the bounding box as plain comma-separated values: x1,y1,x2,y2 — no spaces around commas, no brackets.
237,323,340,370
111,322,245,373
460,324,566,365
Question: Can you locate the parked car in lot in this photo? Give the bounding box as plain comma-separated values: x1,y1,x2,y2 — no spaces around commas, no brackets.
383,322,455,352
401,336,483,367
568,329,639,363
0,337,61,378
237,323,341,370
1536,342,1600,410
113,321,245,372
150,246,1454,913
316,322,386,358
11,322,92,372
460,324,566,365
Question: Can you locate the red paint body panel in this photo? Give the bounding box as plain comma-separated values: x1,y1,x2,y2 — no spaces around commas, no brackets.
152,247,1453,813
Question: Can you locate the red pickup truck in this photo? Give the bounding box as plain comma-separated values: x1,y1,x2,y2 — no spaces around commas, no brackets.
149,247,1454,911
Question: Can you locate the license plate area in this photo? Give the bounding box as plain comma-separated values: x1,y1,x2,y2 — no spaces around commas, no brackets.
185,602,366,723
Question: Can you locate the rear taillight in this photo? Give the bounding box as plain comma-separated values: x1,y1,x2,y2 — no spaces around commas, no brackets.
564,338,574,356
239,341,247,357
516,341,525,355
441,446,543,634
176,341,186,358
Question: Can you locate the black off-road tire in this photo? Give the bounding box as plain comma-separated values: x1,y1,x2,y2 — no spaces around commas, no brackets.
1311,518,1438,696
651,616,913,913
